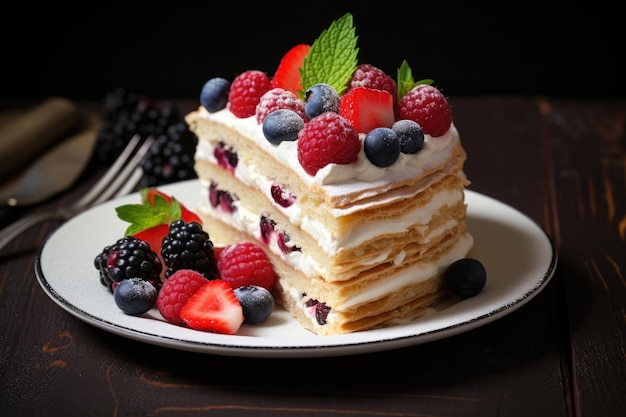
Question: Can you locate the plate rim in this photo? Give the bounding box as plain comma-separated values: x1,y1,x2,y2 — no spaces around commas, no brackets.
34,180,558,358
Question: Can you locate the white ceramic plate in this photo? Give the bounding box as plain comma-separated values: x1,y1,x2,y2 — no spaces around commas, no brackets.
35,180,557,358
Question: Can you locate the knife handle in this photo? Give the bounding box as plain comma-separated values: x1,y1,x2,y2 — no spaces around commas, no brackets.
0,97,81,181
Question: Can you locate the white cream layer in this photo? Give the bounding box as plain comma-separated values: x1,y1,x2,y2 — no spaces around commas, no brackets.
195,106,461,205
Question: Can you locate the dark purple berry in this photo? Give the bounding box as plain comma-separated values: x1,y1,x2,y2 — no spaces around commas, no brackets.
233,285,275,324
270,183,296,207
363,127,400,167
114,278,158,315
200,77,231,113
444,258,487,299
262,109,305,144
161,220,217,279
304,83,340,119
392,119,424,154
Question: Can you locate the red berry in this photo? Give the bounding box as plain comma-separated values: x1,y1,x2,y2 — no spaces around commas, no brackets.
255,87,306,124
179,279,244,334
396,85,452,137
338,87,395,133
217,242,275,291
156,269,208,325
271,43,310,96
297,112,361,175
349,64,397,104
228,70,272,118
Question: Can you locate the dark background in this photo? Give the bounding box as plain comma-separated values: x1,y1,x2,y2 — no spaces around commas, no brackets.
2,2,623,102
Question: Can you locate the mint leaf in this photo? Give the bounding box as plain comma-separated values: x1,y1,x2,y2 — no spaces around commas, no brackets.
299,12,359,99
116,192,183,236
397,60,434,101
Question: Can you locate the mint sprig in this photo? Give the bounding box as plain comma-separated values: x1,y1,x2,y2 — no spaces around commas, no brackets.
116,191,182,236
299,12,359,99
397,60,434,101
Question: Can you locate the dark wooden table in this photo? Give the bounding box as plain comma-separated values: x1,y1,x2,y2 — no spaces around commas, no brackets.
1,97,624,417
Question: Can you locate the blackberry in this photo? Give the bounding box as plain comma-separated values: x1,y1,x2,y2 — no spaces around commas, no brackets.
93,88,181,165
140,121,198,187
161,220,218,280
94,236,163,293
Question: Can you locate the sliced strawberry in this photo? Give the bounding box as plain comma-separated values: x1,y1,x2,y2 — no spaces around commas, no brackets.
180,279,244,334
338,87,395,134
271,44,311,96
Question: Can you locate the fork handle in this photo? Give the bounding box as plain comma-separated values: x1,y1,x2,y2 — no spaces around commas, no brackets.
0,210,71,252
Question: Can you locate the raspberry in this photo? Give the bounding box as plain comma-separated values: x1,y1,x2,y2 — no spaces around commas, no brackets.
349,64,398,103
94,236,162,293
217,242,275,291
161,220,218,280
228,70,272,118
297,112,361,176
396,84,452,137
255,88,306,124
156,269,209,325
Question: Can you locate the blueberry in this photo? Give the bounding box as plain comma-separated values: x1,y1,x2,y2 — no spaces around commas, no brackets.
363,127,400,167
200,77,231,113
304,83,340,119
262,109,305,145
444,258,487,299
392,119,424,154
234,285,274,324
113,278,158,315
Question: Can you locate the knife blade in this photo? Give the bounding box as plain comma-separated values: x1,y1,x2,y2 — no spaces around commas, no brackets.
0,113,100,207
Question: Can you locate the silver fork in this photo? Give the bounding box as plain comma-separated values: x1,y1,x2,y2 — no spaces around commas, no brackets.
0,134,154,252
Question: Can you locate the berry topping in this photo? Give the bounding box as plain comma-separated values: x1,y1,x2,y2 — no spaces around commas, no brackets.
270,43,311,96
179,279,244,334
392,119,425,154
114,278,158,315
262,109,305,145
217,242,275,291
161,219,218,280
349,64,398,104
297,112,361,176
234,285,275,325
338,87,395,134
94,236,162,293
255,88,306,124
228,70,272,118
200,77,231,113
444,258,487,299
396,84,452,137
304,83,340,120
156,269,209,325
363,127,401,167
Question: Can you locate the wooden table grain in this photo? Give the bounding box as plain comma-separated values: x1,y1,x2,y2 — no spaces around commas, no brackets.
1,97,624,417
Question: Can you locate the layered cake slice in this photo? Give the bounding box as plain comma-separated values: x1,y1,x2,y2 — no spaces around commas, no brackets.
185,13,473,335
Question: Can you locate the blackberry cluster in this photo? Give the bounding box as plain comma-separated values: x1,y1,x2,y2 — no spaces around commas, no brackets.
140,121,198,187
93,88,180,165
161,220,217,280
94,236,163,293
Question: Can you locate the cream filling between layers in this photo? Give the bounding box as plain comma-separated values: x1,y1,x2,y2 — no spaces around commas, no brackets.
197,140,465,254
284,233,474,330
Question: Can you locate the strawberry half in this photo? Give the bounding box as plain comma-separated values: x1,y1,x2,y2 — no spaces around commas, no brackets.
180,279,244,334
338,87,395,134
271,44,310,96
